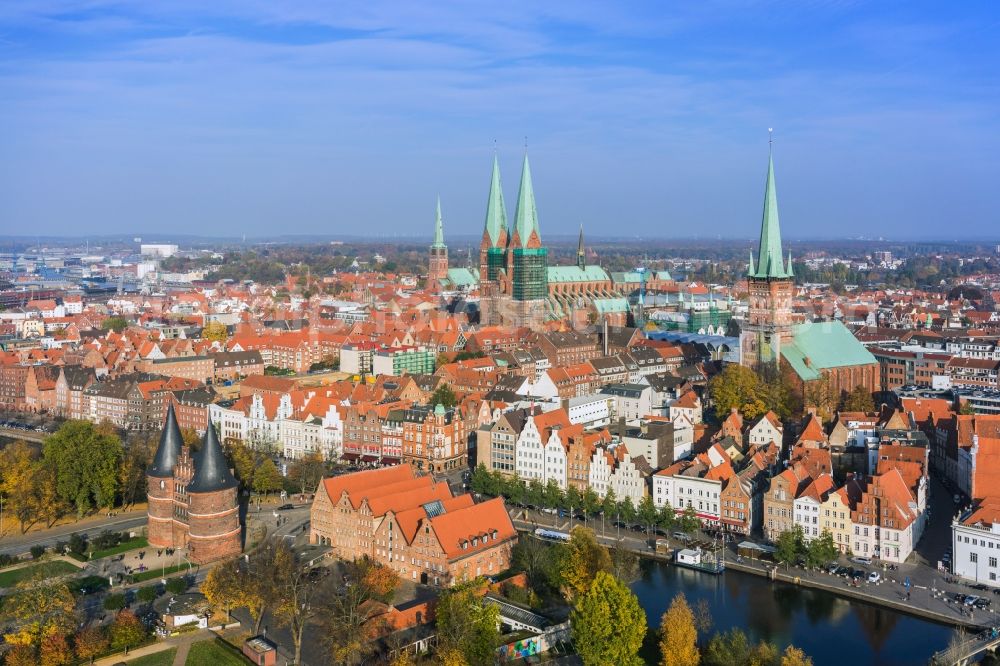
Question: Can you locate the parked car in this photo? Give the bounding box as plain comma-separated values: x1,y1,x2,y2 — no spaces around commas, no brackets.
827,563,840,575
673,531,691,541
975,598,991,610
867,571,881,584
964,595,981,607
851,556,872,565
836,566,851,577
277,503,295,511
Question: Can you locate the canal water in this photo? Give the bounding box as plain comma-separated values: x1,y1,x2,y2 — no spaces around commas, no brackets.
631,560,955,665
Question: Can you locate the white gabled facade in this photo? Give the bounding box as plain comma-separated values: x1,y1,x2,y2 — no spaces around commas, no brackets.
793,494,823,541
543,427,568,489
514,415,545,482
610,452,646,508
588,448,613,498
280,404,345,460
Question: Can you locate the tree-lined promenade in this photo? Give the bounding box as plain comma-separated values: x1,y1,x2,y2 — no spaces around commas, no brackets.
0,418,325,540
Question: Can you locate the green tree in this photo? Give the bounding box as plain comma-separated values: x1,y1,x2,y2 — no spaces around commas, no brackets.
543,479,564,509
560,526,612,600
563,484,582,513
775,525,805,565
602,488,618,520
658,503,677,532
43,421,122,517
571,571,646,666
470,464,498,496
618,497,638,525
526,478,545,508
136,586,159,604
430,383,457,409
704,628,778,666
103,593,126,612
840,385,875,413
101,316,129,333
225,440,257,488
435,584,501,666
252,458,284,496
288,452,326,494
582,487,601,517
659,593,700,666
108,610,146,653
709,364,766,421
638,494,658,535
806,530,838,568
679,505,701,534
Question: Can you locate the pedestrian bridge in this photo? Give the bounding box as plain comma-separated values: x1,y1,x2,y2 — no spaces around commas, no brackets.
483,594,550,633
930,630,1000,665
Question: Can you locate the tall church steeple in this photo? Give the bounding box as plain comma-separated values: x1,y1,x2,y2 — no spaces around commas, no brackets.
513,152,541,248
749,141,793,279
483,153,508,249
431,196,445,249
741,137,795,369
577,224,586,270
428,196,449,286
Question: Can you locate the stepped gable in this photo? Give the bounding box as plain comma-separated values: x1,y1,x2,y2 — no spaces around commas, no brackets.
187,423,238,493
148,403,183,478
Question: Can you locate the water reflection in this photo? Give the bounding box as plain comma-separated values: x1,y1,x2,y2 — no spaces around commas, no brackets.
630,560,949,666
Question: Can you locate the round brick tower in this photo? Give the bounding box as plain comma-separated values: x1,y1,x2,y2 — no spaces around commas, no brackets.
186,423,241,564
147,404,182,549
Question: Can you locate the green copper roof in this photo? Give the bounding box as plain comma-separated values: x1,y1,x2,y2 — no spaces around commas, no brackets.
781,320,877,382
431,196,446,249
513,153,541,248
548,265,610,283
444,267,479,288
592,297,630,314
749,151,793,279
483,154,507,248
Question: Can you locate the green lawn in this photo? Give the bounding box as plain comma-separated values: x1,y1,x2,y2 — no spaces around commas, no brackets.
124,647,178,666
133,563,189,583
0,560,78,588
92,536,148,560
185,639,251,665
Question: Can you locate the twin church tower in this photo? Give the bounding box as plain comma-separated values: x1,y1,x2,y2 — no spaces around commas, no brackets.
428,144,798,344
428,153,550,329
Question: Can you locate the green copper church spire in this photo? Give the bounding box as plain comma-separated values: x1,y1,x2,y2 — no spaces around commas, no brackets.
750,137,792,279
483,153,507,248
513,152,540,248
431,196,446,249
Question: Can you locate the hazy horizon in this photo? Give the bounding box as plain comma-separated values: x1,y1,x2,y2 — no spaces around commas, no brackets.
2,2,998,240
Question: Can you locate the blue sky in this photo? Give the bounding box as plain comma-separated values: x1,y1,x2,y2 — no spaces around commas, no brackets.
1,1,998,240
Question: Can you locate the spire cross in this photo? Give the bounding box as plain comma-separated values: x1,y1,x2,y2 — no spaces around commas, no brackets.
768,128,774,152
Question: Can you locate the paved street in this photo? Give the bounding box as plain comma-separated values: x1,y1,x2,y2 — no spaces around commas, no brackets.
0,510,148,557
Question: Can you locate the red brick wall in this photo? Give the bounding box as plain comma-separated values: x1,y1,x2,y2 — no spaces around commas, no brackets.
187,486,241,564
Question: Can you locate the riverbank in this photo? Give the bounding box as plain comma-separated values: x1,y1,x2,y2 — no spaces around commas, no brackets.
724,558,983,630
513,519,992,632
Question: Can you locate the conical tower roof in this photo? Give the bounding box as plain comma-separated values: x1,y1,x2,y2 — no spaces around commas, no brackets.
483,153,508,248
187,422,238,493
431,196,446,249
149,403,183,478
749,148,792,279
513,153,540,248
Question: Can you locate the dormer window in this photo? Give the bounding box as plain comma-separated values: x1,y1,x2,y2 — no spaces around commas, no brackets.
472,537,478,547
462,540,469,550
